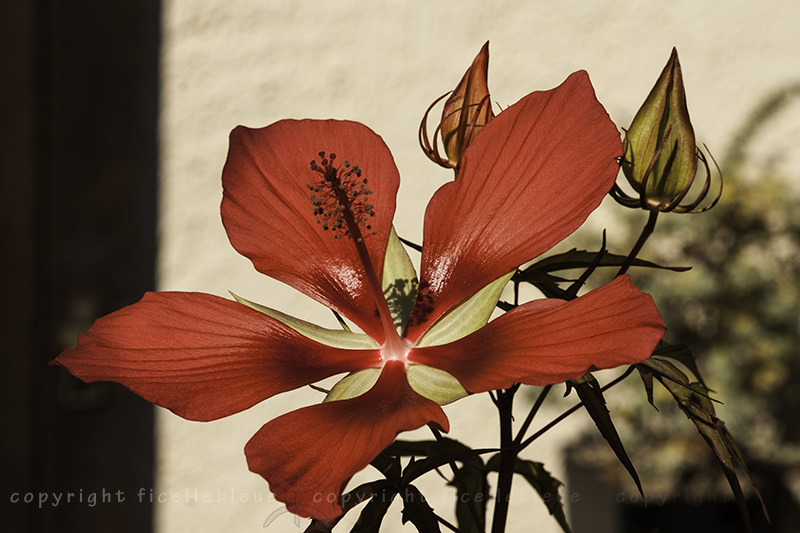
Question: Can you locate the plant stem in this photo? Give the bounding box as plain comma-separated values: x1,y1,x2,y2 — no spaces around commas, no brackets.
517,367,636,452
514,385,551,445
617,209,659,276
491,389,518,533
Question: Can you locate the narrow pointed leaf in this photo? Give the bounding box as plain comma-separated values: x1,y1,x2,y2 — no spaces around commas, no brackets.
572,374,643,496
304,481,391,533
521,249,690,276
350,486,399,533
651,370,769,531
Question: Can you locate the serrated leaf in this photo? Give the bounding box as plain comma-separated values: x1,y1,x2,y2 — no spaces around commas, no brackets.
653,343,707,386
654,374,768,532
486,455,571,533
401,485,441,532
571,374,643,496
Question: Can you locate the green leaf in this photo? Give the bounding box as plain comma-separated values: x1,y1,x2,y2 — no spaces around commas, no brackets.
650,371,769,532
571,374,643,496
231,293,378,349
418,271,513,347
652,343,707,386
486,455,572,533
382,227,419,332
401,485,441,533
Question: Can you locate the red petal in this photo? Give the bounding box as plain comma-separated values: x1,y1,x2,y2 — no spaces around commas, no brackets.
53,292,380,421
408,71,622,340
409,277,664,391
245,360,448,520
221,120,400,342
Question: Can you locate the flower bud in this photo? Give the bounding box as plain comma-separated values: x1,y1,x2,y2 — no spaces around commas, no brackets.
615,48,720,212
420,41,493,170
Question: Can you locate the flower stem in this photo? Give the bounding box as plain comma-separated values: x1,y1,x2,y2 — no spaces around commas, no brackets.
491,388,518,533
513,385,551,446
617,209,659,277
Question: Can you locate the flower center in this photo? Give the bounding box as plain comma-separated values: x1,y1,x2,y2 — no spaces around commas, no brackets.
308,151,377,241
380,337,411,363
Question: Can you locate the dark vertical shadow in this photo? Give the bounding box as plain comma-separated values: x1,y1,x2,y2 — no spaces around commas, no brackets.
1,1,161,531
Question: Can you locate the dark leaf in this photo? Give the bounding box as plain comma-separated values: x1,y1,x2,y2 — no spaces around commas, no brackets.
350,486,399,533
653,343,707,386
571,374,643,496
371,449,402,482
401,485,441,533
402,447,496,484
486,455,572,533
451,460,488,533
636,364,657,409
305,481,390,533
519,248,689,278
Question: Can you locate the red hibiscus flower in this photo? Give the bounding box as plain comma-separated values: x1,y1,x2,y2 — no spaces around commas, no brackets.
54,71,665,520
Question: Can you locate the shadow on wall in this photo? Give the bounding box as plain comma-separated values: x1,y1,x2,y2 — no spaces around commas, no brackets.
2,1,161,532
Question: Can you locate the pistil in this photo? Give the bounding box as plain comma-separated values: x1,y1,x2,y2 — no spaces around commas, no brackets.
309,152,409,356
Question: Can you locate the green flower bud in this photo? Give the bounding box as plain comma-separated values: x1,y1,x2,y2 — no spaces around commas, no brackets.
616,48,721,213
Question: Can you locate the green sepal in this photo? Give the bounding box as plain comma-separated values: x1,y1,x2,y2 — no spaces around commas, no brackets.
407,364,468,405
382,227,419,332
417,271,514,347
230,292,378,350
324,368,381,402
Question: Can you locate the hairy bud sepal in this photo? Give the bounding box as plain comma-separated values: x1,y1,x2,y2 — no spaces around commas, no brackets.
420,41,493,171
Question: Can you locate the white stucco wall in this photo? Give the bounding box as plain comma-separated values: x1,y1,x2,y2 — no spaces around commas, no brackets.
156,1,800,531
